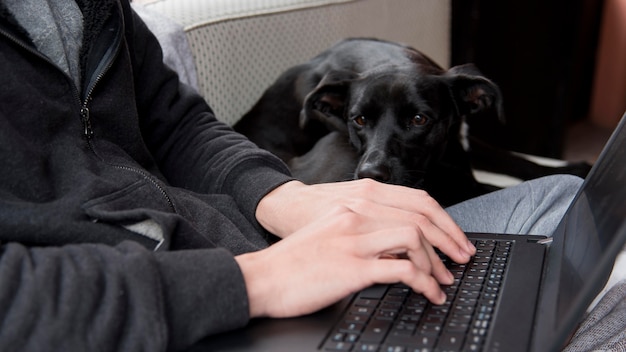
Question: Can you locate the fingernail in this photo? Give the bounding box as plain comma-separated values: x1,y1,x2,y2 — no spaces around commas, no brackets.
447,270,455,284
467,240,476,254
438,291,447,304
459,248,471,260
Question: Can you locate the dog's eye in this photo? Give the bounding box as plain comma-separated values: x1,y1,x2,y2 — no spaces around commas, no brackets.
353,116,367,126
410,114,428,127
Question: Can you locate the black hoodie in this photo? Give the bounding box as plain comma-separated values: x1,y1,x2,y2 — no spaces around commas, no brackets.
0,0,292,350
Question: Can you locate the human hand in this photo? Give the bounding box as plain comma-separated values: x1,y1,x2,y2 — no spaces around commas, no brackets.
256,179,475,265
237,203,458,318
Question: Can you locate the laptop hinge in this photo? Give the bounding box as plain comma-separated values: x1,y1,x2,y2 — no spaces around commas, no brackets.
525,236,553,245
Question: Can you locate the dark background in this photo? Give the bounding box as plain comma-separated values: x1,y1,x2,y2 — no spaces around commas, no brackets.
451,0,605,158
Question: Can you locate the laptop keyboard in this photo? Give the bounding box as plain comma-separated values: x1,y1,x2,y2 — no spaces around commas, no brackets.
321,239,513,352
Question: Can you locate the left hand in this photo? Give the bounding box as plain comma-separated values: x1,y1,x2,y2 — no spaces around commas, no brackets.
255,179,475,265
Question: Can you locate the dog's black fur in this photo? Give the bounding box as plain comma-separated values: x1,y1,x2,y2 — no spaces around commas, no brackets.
235,38,591,206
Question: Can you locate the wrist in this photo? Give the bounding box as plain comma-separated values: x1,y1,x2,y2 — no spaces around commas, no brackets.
255,180,306,238
235,251,270,318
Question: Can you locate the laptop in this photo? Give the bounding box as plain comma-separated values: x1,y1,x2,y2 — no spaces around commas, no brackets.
191,112,626,352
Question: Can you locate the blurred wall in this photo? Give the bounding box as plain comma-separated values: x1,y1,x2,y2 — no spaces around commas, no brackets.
589,0,626,128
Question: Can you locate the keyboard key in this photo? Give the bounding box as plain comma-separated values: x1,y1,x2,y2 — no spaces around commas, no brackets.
323,341,353,351
346,313,369,324
384,295,406,303
378,309,400,320
437,332,465,350
453,304,475,314
459,289,480,299
361,319,392,343
418,322,443,334
467,333,485,348
338,321,365,333
472,256,492,263
392,321,417,335
388,287,411,296
423,315,444,325
414,334,438,348
461,282,483,291
446,321,470,332
450,313,473,323
464,276,485,284
360,285,388,299
457,297,477,306
346,333,359,343
354,342,380,351
381,301,403,311
350,306,375,316
385,331,436,348
331,332,345,341
355,298,380,308
473,319,490,330
399,313,421,323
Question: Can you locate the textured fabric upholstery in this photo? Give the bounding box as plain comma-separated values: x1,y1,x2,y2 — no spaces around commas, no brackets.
143,0,450,126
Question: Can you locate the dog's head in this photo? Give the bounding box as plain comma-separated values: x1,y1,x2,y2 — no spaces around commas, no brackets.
299,63,503,188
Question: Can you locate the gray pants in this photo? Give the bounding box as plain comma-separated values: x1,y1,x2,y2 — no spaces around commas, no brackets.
446,174,584,236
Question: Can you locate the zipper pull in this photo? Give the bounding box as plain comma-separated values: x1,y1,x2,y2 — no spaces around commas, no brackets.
80,105,94,139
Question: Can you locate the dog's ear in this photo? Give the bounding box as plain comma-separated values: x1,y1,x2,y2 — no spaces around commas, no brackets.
299,70,359,133
446,64,505,122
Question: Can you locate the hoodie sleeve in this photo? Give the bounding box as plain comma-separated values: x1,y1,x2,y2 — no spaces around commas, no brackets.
126,5,294,225
0,240,247,352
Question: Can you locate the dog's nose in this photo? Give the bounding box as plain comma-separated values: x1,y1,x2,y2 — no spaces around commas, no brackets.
357,163,391,182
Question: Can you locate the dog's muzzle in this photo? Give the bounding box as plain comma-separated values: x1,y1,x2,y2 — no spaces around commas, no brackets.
356,150,392,182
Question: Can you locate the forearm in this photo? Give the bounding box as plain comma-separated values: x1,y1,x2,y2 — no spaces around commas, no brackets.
0,241,249,352
130,16,293,225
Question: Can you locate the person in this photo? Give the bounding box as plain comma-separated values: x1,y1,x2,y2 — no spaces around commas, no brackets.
0,0,583,351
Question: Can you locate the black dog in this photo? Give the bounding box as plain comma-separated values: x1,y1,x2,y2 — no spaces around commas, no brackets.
235,38,590,206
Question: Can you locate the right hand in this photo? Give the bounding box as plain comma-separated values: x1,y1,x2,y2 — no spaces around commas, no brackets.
236,200,471,319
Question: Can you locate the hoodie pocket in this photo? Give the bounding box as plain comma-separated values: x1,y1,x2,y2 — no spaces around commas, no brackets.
82,180,175,249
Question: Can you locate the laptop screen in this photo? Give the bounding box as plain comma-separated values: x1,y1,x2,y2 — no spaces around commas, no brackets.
532,112,626,351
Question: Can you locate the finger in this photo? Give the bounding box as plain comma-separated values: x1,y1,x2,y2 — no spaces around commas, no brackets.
356,228,450,288
390,191,475,257
355,226,429,263
382,245,453,286
409,196,476,257
366,258,447,305
312,180,475,261
329,179,467,244
410,212,473,264
421,241,454,285
396,233,454,286
345,200,473,264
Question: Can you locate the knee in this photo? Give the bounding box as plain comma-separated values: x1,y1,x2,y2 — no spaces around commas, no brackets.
544,174,584,189
532,174,583,202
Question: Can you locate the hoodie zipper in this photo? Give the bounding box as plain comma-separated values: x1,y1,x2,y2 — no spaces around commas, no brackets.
0,13,177,215
79,23,177,214
0,23,97,140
